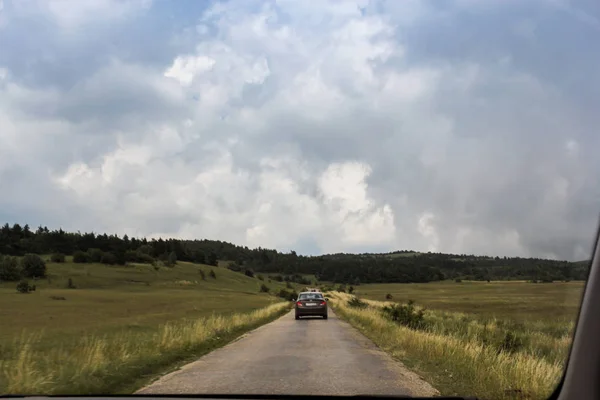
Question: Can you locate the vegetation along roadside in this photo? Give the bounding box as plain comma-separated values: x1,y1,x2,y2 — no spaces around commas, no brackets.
0,302,291,395
327,291,571,400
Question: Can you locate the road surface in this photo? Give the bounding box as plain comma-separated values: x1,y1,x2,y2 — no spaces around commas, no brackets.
137,309,438,396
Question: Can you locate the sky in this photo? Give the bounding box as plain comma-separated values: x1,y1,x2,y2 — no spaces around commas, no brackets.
0,0,599,261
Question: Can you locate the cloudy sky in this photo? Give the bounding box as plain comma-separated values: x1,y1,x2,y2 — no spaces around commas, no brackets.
0,0,599,260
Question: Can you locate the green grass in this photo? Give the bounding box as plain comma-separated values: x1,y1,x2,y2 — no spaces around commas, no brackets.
330,280,586,400
0,260,298,394
354,280,585,321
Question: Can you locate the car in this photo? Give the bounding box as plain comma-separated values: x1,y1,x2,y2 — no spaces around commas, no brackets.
295,291,328,320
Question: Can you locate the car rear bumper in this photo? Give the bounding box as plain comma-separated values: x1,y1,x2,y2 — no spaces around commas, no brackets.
295,306,328,316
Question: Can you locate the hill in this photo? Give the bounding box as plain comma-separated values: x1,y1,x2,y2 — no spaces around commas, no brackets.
0,223,590,287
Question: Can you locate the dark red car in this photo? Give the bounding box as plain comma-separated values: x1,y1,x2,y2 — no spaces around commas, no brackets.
294,291,328,320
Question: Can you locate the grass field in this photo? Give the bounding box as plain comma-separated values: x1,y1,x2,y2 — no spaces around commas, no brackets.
330,280,586,400
353,280,585,321
0,260,297,394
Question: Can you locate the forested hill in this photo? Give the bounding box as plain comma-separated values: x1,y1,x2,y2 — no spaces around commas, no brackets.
0,223,590,283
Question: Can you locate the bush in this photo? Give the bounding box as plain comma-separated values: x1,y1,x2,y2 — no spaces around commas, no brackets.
73,251,89,263
348,285,354,294
100,252,117,265
50,253,66,263
385,293,393,300
259,283,270,293
337,284,346,293
87,248,103,263
276,289,297,301
21,254,46,278
272,275,283,282
209,269,216,279
166,251,177,267
244,269,255,278
382,300,427,330
0,255,21,281
455,278,462,283
347,296,367,309
256,274,264,281
199,269,206,280
67,278,76,289
286,281,292,289
497,331,525,354
125,250,155,264
16,280,35,293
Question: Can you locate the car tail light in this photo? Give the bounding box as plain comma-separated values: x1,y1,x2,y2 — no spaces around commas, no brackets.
296,301,302,307
320,301,326,306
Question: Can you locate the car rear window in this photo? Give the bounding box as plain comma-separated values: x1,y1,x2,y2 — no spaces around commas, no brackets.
298,293,324,300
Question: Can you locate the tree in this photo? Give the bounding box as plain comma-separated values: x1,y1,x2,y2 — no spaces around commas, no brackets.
348,285,354,294
100,252,117,265
207,251,218,266
0,255,21,281
209,269,216,279
21,254,46,278
167,251,177,267
73,251,89,263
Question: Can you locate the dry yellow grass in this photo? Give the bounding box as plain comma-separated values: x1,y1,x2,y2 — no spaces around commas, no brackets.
328,292,565,400
0,302,290,395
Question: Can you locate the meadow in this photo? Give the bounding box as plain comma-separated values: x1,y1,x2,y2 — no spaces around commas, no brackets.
329,280,586,400
0,259,297,394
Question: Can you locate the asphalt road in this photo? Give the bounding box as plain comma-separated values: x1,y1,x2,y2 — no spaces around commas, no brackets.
137,309,438,396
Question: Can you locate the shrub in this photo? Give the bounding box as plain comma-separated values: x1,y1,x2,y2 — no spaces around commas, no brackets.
275,289,298,301
87,248,103,263
455,278,462,283
244,269,255,278
381,300,427,330
73,251,89,263
286,281,292,289
348,285,354,294
21,254,46,278
385,293,393,300
17,280,34,293
0,255,21,281
125,250,154,264
256,274,264,281
199,269,206,280
337,284,346,293
67,278,76,289
100,252,117,265
227,262,242,272
272,275,283,282
347,296,368,309
50,253,66,263
259,283,270,293
209,269,216,279
497,331,525,354
50,295,66,301
166,251,177,267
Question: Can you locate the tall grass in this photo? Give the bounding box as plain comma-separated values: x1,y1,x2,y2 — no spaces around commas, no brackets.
328,292,568,400
0,302,290,395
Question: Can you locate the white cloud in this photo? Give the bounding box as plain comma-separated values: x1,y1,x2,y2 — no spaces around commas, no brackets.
0,0,598,259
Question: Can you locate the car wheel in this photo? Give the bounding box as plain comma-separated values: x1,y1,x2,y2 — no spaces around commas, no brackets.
295,314,300,320
323,314,328,320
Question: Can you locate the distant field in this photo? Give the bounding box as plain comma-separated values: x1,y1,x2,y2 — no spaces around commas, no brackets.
355,280,585,321
0,260,296,394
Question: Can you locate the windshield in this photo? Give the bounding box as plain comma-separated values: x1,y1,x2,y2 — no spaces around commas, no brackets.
0,1,597,399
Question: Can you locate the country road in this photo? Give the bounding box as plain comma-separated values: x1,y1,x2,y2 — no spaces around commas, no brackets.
137,309,439,396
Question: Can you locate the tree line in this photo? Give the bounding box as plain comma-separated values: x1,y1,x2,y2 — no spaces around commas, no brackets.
0,223,590,284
